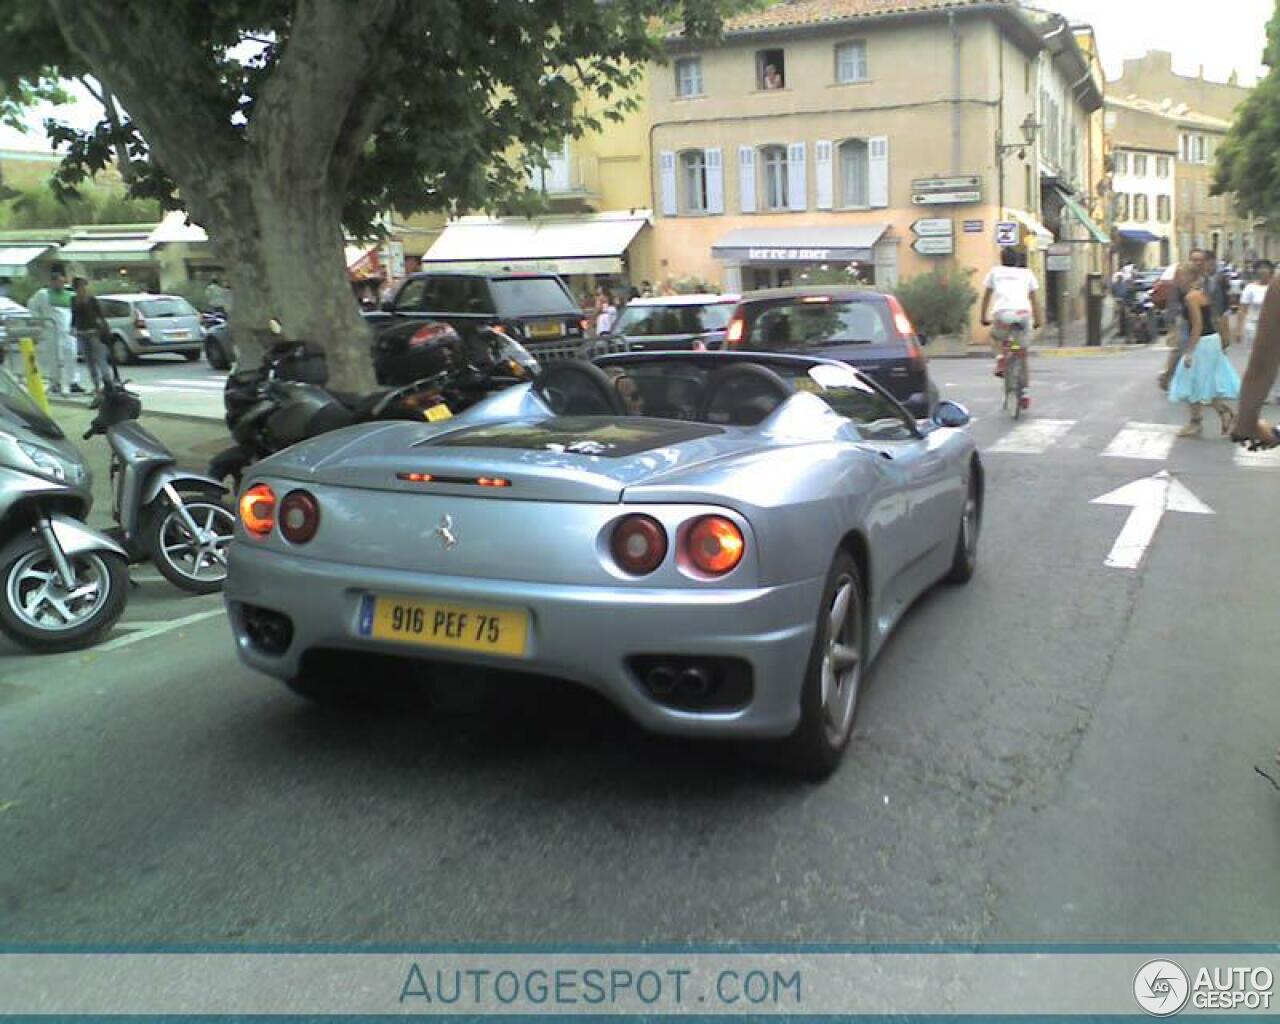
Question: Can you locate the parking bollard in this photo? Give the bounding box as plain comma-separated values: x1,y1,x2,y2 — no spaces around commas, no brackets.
18,337,50,415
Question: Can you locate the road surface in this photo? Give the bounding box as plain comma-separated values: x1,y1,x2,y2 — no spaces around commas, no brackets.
2,345,1277,944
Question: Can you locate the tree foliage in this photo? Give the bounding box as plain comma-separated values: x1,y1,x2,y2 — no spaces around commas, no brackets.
1,0,742,231
893,267,978,340
1212,2,1280,217
0,184,161,228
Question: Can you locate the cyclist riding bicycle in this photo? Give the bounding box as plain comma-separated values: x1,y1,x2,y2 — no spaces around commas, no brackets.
980,247,1043,409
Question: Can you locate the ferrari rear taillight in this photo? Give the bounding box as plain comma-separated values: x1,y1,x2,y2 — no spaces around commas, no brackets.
725,316,745,349
239,484,276,537
683,516,745,576
278,489,320,544
610,515,668,575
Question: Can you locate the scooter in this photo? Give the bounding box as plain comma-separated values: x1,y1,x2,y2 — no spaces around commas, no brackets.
209,325,538,488
0,367,129,653
84,379,234,595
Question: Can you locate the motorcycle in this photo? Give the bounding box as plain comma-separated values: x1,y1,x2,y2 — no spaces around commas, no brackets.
83,379,234,595
209,324,539,488
0,367,130,653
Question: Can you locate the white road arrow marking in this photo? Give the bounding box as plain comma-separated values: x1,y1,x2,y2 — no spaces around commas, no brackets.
1091,470,1214,570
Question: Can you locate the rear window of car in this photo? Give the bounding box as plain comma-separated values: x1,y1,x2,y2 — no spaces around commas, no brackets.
742,297,893,349
489,277,577,317
139,298,198,318
612,302,734,337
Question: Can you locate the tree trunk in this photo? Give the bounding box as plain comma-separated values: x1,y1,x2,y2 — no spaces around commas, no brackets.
182,159,373,390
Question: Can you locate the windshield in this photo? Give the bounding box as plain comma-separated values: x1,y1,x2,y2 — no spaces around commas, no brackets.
489,277,577,317
742,298,892,348
139,298,198,318
612,302,734,337
0,367,64,440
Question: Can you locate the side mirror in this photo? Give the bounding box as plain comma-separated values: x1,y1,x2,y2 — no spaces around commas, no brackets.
932,399,971,429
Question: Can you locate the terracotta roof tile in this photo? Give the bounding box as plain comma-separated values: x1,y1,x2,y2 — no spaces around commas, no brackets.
720,0,1014,34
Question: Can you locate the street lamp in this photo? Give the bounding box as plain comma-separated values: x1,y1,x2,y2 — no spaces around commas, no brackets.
997,114,1041,161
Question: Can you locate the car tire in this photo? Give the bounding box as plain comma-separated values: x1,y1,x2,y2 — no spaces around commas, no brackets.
110,336,135,367
182,350,201,362
775,551,865,780
944,472,980,585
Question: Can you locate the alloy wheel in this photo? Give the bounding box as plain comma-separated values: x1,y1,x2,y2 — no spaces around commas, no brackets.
819,574,863,748
6,549,112,632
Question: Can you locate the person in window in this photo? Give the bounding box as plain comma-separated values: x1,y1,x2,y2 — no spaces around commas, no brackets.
763,64,783,89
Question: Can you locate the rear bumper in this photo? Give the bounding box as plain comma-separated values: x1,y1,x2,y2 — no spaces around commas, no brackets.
225,546,823,739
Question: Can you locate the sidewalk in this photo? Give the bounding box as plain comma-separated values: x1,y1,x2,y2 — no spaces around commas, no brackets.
927,317,1155,359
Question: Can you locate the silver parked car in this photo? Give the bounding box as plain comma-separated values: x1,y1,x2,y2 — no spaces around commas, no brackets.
97,294,204,365
224,351,982,777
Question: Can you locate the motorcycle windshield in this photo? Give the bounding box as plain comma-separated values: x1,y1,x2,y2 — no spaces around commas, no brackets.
0,368,64,441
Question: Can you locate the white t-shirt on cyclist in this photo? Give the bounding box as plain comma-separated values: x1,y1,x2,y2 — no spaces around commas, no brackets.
983,266,1038,316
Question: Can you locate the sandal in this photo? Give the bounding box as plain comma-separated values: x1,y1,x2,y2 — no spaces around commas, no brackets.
1217,407,1236,436
1230,422,1280,451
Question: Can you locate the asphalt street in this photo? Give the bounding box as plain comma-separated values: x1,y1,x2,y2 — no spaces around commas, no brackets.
2,345,1277,944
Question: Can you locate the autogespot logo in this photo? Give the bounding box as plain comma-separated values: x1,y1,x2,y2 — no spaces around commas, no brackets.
1134,959,1191,1016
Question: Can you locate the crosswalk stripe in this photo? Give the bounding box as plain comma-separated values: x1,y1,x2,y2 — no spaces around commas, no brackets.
986,419,1076,455
1233,446,1280,469
1102,422,1180,461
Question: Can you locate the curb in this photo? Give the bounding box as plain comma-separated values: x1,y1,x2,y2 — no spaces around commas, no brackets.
47,396,224,428
928,343,1158,360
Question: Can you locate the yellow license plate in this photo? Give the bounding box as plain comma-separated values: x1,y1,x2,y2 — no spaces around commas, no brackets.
528,320,562,339
358,594,529,657
424,402,453,422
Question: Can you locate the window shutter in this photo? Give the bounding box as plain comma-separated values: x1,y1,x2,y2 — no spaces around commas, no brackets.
815,140,834,210
868,136,889,208
787,142,807,211
659,151,677,217
738,146,757,213
704,148,724,215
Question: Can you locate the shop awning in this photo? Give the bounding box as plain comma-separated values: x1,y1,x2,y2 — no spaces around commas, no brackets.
57,238,156,263
1007,209,1055,245
1118,228,1162,244
0,244,54,277
712,225,889,264
1055,188,1110,245
423,212,650,276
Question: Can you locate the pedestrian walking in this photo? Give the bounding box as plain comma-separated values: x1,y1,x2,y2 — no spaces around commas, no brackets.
1237,260,1272,348
1168,262,1238,438
71,277,113,401
26,266,84,396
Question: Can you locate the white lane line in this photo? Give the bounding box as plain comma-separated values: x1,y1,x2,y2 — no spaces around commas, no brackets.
986,419,1076,455
1102,422,1180,461
129,383,222,395
1234,445,1280,469
94,608,225,653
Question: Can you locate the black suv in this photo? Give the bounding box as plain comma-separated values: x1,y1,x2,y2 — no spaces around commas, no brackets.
725,287,938,417
366,271,587,383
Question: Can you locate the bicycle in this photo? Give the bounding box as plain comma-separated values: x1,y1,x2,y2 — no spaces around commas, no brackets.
991,311,1031,419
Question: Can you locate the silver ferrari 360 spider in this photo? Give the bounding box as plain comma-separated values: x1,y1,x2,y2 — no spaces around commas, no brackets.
225,352,982,777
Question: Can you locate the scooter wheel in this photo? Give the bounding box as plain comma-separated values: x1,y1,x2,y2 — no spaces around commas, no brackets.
145,488,236,595
0,533,129,654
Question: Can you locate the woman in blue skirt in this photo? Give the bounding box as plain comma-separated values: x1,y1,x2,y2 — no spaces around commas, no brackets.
1169,263,1240,437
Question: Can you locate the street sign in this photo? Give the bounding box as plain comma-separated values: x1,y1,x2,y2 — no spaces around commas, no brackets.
912,175,982,192
995,222,1020,247
913,190,981,206
1090,470,1213,570
912,236,955,256
912,218,954,237
963,219,984,233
